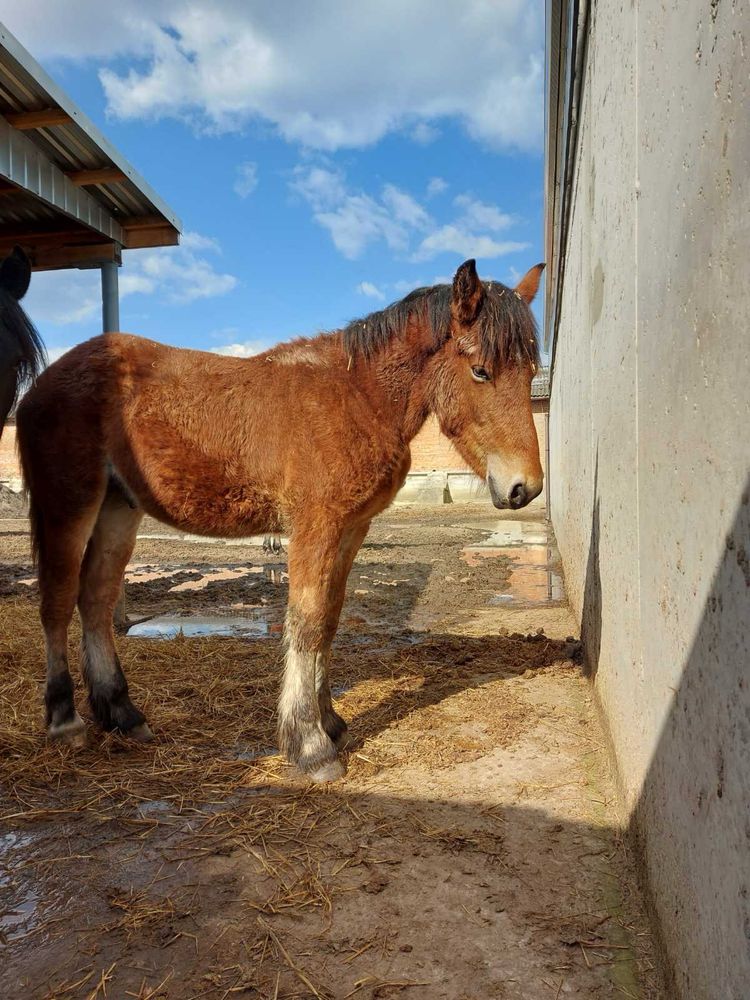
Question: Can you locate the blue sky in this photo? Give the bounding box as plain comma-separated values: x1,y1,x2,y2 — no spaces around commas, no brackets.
1,2,545,361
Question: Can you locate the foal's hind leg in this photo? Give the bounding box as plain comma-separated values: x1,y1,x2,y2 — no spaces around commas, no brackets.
40,506,104,745
77,488,149,738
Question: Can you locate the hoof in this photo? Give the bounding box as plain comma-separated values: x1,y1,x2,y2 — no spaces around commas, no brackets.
127,722,154,742
307,759,346,784
48,713,87,748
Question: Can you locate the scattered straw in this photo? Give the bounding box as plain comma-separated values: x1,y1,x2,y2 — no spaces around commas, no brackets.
0,590,593,999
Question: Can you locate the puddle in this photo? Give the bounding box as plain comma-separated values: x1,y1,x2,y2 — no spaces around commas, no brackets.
127,612,280,639
0,831,42,943
263,564,288,585
462,521,567,608
489,552,566,606
0,887,40,942
122,562,289,594
0,832,33,853
169,567,258,592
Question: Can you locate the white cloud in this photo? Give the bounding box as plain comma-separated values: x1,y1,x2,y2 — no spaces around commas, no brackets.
356,281,385,300
392,278,423,294
290,166,346,208
22,231,236,327
453,194,514,232
118,273,156,297
211,340,265,358
381,184,431,229
180,232,221,252
23,270,101,326
411,122,439,145
46,345,74,364
412,195,525,261
413,227,527,262
290,166,428,259
292,166,524,264
122,231,238,303
234,161,258,198
0,1,161,60
0,2,543,152
426,177,448,198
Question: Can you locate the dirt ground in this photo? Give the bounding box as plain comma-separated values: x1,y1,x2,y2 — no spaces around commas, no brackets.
0,502,663,999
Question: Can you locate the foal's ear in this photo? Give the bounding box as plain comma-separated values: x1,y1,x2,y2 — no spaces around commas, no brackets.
451,258,483,325
514,262,545,305
0,246,32,301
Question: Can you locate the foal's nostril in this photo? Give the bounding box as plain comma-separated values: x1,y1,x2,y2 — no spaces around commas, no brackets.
509,481,527,507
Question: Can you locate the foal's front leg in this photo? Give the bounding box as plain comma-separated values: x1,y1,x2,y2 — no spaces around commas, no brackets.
278,524,350,782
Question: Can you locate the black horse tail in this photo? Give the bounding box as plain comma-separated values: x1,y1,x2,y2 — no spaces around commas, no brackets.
0,246,45,436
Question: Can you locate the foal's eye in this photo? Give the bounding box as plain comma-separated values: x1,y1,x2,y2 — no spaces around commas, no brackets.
471,365,491,383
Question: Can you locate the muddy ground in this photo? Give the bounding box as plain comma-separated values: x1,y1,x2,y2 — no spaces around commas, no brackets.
0,503,663,999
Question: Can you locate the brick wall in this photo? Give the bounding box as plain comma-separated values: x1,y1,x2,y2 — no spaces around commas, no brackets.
410,404,548,474
0,422,17,483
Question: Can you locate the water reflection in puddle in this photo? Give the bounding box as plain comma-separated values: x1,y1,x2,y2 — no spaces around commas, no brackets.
128,612,281,639
462,521,566,608
488,551,565,606
0,887,39,941
0,831,41,942
125,562,288,593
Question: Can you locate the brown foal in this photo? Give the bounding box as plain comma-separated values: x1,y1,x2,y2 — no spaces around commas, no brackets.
10,257,544,782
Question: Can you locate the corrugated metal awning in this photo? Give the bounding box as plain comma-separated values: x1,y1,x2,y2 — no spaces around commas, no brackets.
0,22,181,270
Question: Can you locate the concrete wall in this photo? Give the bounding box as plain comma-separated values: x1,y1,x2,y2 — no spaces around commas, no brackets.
549,2,750,996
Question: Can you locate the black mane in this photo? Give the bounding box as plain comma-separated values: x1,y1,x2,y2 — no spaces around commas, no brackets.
0,247,45,421
342,281,539,368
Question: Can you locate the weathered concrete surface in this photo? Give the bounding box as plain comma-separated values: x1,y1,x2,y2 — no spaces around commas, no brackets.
549,2,750,997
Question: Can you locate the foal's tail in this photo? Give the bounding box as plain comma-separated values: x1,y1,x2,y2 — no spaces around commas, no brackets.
0,246,45,435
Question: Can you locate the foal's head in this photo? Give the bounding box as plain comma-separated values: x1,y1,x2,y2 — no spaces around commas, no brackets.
343,258,545,509
431,259,544,509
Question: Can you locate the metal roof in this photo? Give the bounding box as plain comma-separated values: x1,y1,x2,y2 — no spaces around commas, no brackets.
543,0,590,360
0,22,180,270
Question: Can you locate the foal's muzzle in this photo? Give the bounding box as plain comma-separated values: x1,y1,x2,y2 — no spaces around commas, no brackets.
487,472,543,510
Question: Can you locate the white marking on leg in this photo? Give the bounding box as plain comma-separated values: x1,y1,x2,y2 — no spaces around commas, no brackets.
279,641,313,723
314,650,330,694
82,631,114,684
278,633,339,771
